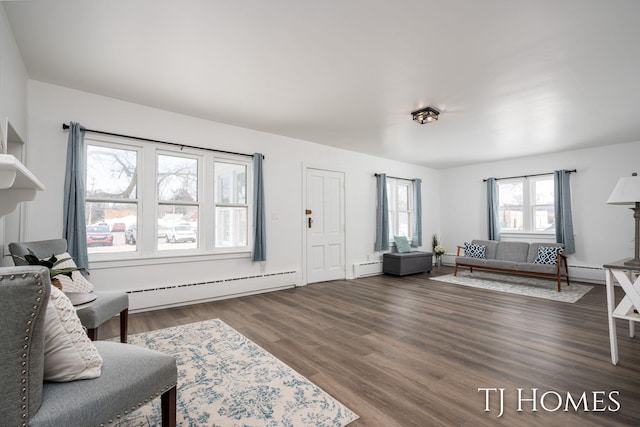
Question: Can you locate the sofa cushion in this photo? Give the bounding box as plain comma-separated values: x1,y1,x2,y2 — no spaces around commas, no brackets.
30,342,177,427
495,242,530,262
50,253,94,293
471,240,498,259
463,242,486,258
44,286,103,382
527,242,565,263
517,262,561,275
533,246,564,265
393,236,411,253
455,256,519,271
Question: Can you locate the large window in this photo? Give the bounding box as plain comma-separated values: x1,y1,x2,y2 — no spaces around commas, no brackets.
498,175,555,233
157,153,199,251
387,178,413,241
85,137,251,258
85,144,139,254
214,161,248,248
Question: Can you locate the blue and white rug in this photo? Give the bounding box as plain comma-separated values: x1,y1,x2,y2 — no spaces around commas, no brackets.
117,319,359,426
431,270,593,303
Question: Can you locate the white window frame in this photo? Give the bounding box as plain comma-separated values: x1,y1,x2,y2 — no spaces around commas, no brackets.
497,175,555,236
155,149,203,254
387,177,413,242
213,158,251,252
84,135,253,262
84,138,141,260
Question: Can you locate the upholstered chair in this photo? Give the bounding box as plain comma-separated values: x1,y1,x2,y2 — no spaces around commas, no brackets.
0,265,177,426
9,239,129,342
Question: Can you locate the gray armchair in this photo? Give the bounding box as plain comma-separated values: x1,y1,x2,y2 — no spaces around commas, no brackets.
9,239,129,342
0,265,177,426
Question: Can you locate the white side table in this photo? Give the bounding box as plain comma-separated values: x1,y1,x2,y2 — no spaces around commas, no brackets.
604,259,640,364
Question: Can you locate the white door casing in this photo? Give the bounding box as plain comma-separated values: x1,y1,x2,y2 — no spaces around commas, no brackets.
305,168,345,284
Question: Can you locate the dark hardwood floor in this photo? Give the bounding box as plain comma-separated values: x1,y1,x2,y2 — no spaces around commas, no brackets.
101,267,640,426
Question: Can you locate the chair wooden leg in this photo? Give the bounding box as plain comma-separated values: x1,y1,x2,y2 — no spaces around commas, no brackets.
87,327,98,341
161,386,177,427
120,308,129,343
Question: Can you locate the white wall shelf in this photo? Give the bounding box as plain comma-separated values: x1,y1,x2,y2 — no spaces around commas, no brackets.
0,154,45,217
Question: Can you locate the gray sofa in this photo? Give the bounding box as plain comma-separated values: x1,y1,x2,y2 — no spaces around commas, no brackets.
454,240,570,292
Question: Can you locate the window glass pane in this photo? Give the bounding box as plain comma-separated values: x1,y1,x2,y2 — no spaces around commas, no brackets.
500,207,523,231
533,178,554,231
215,162,247,204
535,206,555,232
398,212,410,237
398,184,409,211
86,145,137,199
534,179,554,205
157,205,198,250
158,155,198,202
498,182,523,231
85,202,136,254
215,207,247,247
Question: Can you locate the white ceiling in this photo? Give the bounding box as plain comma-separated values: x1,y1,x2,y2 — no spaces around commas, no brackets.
4,0,640,169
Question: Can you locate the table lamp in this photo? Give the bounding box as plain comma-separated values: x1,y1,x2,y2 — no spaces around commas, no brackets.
607,172,640,266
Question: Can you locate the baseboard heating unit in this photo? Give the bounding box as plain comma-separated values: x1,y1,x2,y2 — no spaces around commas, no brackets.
353,261,383,278
567,265,605,284
128,270,298,312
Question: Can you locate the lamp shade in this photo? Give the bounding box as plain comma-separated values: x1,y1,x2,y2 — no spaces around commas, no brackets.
607,174,640,205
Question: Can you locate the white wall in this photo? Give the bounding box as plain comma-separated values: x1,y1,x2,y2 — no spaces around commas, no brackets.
24,81,438,309
0,5,30,266
440,141,640,277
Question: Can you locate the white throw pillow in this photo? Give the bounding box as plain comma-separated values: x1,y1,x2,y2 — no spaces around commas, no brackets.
43,285,103,382
51,252,94,293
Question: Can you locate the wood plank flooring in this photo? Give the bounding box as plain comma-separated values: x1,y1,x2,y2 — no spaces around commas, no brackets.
100,267,640,426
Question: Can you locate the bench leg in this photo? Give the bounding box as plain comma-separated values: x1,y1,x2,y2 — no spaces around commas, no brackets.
120,308,129,343
453,264,458,276
87,327,98,341
162,386,177,427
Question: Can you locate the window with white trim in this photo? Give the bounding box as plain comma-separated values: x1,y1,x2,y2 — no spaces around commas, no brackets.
387,178,413,241
214,161,248,248
84,137,252,258
497,175,555,233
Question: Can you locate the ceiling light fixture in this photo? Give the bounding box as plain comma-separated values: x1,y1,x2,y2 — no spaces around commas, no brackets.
411,106,440,124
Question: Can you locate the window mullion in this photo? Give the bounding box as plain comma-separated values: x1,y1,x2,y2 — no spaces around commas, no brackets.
138,147,156,256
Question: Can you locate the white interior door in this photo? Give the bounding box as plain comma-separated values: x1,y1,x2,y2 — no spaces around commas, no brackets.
306,168,345,284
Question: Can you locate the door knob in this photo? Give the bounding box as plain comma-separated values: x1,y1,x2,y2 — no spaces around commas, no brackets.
308,217,314,228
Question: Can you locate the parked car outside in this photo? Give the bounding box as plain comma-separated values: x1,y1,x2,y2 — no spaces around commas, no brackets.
86,225,114,246
157,225,169,238
111,222,126,232
166,224,196,243
125,224,137,245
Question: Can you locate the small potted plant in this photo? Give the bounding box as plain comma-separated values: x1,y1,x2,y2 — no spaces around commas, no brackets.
12,249,84,289
432,234,446,267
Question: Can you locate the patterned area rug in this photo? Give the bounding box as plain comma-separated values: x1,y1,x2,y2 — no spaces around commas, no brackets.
117,319,359,426
431,270,593,303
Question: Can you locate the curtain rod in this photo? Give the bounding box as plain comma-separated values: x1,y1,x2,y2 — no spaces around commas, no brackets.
374,173,415,181
483,169,576,182
62,123,263,159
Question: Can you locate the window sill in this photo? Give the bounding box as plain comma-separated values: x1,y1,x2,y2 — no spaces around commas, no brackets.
88,250,252,270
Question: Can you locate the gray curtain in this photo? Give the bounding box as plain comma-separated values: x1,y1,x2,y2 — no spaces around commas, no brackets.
252,153,266,261
374,173,389,251
411,178,422,247
63,122,89,270
487,177,500,241
554,169,575,254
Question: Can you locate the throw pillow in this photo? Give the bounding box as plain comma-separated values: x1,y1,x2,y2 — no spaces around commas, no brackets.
534,246,564,265
394,236,412,253
44,285,103,382
464,242,486,259
50,252,94,293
